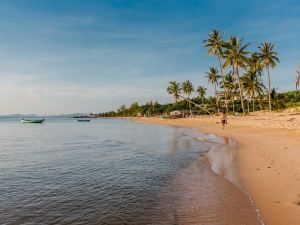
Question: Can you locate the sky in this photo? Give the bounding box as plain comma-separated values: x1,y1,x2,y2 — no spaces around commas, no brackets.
0,0,300,115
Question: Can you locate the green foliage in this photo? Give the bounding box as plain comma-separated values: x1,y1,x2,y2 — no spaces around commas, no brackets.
96,90,300,117
272,90,300,109
206,67,221,86
181,80,194,98
259,42,279,69
167,81,181,103
203,29,225,58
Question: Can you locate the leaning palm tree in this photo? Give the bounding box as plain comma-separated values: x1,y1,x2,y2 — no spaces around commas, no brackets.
259,42,279,110
204,29,229,111
182,80,194,115
167,81,181,104
223,36,250,113
206,67,221,113
196,85,207,104
296,66,300,91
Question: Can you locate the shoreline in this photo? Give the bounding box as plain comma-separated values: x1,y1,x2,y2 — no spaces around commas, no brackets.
133,114,300,225
196,132,265,224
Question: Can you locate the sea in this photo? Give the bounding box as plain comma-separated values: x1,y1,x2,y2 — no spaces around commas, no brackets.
0,118,262,225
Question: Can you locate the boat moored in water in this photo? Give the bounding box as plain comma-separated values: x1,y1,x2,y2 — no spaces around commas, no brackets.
21,119,45,124
77,119,91,122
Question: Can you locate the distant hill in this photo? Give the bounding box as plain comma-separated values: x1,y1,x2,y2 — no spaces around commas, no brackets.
0,113,88,118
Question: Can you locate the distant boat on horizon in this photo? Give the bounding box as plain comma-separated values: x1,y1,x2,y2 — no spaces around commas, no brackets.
77,119,91,122
21,119,45,124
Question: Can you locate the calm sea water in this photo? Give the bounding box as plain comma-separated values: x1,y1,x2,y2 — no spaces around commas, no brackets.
0,118,261,225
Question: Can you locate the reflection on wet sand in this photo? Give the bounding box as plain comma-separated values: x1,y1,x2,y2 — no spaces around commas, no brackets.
154,157,262,225
206,135,240,185
145,132,263,225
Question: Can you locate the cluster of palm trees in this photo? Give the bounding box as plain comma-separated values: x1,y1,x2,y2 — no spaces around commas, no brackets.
168,30,280,114
204,30,280,113
167,80,201,115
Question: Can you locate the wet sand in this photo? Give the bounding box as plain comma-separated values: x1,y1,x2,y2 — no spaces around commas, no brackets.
134,114,300,225
145,132,262,225
163,156,262,225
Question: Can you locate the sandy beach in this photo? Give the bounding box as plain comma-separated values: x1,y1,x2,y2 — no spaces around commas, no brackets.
134,111,300,225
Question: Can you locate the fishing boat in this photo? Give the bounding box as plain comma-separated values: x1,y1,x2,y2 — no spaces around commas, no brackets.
21,119,45,124
77,119,91,122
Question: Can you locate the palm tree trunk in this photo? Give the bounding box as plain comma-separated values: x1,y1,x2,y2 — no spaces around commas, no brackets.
267,67,272,110
174,94,179,104
202,96,204,104
214,84,219,113
187,94,192,116
236,68,245,113
247,100,250,113
179,94,211,115
232,95,235,113
231,65,235,80
218,57,228,111
258,95,262,111
252,93,255,112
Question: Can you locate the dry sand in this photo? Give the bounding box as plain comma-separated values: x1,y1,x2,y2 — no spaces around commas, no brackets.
134,111,300,225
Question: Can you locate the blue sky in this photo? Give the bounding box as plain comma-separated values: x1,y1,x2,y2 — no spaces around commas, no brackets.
0,0,300,114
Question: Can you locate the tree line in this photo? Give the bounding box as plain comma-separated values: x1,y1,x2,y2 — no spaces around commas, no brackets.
97,30,300,117
96,89,300,117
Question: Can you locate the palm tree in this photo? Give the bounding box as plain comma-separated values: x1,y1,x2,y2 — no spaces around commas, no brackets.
204,30,229,111
241,71,265,112
248,52,264,110
221,72,236,113
167,81,181,104
206,67,221,113
259,42,279,110
296,66,300,91
223,36,250,113
196,86,207,104
182,80,194,115
248,52,263,76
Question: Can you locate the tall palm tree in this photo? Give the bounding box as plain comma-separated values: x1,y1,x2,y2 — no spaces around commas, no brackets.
248,52,264,110
206,67,221,113
223,36,250,113
241,71,265,112
196,86,207,104
182,80,194,115
259,42,279,110
167,81,181,104
204,29,229,111
221,72,236,113
296,66,300,91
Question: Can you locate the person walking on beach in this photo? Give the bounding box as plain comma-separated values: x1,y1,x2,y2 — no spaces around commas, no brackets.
221,111,227,130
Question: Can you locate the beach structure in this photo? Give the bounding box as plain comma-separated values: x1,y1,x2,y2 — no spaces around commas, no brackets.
169,110,185,118
169,110,195,118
